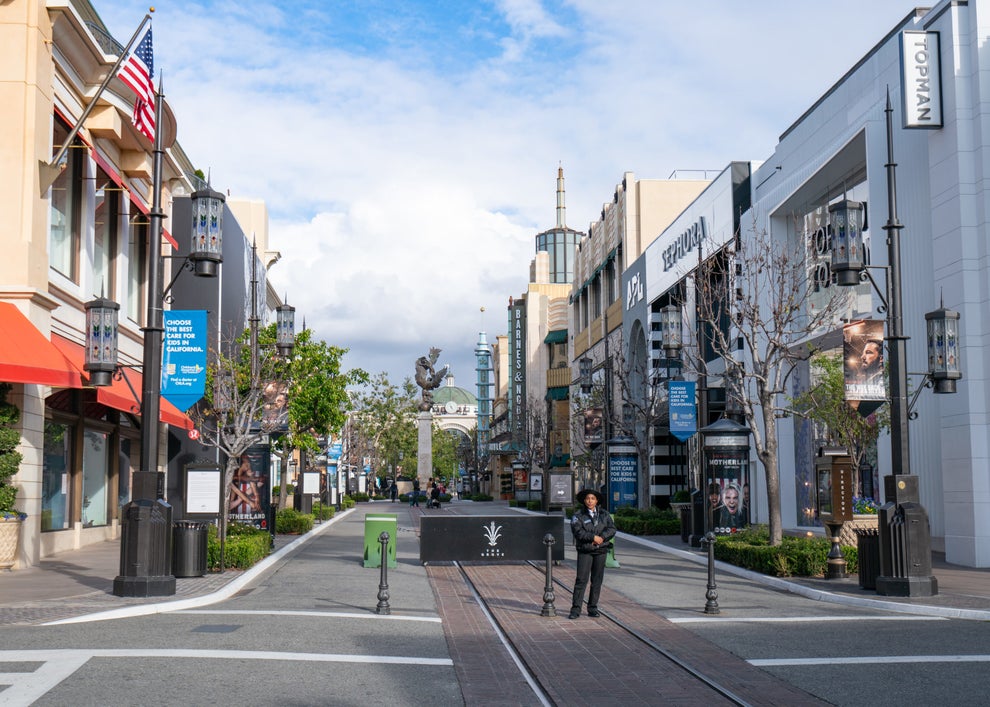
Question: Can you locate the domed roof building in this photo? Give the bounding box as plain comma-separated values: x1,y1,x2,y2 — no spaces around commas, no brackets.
431,374,478,439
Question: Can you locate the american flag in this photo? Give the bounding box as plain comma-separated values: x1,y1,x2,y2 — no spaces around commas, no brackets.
117,24,155,142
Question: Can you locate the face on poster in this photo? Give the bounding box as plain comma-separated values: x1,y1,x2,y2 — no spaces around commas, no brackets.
229,445,271,529
843,320,886,402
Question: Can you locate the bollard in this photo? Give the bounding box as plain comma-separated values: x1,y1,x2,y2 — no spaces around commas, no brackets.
541,532,556,617
375,531,391,615
701,531,720,615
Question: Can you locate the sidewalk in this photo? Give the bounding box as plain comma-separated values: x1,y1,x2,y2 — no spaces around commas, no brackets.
0,503,988,625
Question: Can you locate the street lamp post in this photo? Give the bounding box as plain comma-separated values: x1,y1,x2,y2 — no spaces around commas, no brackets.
108,84,223,597
829,91,958,597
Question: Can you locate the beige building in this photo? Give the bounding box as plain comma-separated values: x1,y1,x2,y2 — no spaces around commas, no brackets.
0,0,231,567
570,173,710,497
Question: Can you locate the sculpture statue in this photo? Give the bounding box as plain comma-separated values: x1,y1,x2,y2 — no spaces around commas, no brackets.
414,347,449,411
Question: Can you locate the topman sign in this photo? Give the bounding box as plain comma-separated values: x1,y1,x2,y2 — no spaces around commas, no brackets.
900,30,942,129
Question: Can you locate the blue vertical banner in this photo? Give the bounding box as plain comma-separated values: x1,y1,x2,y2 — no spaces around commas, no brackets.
669,380,697,441
162,310,207,412
607,449,638,510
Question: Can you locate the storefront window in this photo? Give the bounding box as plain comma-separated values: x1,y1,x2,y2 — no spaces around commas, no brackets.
127,223,147,323
42,421,72,531
49,119,81,280
94,176,118,299
81,430,109,527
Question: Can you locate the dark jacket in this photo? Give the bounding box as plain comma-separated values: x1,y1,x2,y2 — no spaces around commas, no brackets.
570,507,616,554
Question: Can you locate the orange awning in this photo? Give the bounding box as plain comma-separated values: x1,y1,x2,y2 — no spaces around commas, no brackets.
0,303,84,387
51,336,194,430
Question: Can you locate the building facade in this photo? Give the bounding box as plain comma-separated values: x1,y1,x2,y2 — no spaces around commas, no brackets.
570,172,710,505
743,0,990,567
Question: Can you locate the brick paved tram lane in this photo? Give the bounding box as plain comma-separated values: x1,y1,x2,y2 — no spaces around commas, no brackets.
428,561,828,707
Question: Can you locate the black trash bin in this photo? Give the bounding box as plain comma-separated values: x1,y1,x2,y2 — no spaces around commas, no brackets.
855,527,880,590
172,521,209,578
679,507,692,543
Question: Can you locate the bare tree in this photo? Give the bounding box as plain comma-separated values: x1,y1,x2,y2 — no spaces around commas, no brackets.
191,334,283,571
609,335,678,510
696,231,845,545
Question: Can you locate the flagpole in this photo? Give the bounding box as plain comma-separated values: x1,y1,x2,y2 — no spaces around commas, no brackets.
39,11,153,195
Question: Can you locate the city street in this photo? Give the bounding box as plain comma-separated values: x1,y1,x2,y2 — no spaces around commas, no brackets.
1,503,988,706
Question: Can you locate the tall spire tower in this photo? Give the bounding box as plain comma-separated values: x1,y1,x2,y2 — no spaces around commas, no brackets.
536,165,582,284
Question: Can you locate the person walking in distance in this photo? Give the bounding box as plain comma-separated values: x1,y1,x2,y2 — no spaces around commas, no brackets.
569,488,616,619
411,477,421,507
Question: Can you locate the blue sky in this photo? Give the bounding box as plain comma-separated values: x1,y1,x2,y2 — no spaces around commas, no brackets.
99,0,918,387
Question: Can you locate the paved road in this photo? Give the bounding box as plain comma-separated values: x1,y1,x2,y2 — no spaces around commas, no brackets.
1,502,989,706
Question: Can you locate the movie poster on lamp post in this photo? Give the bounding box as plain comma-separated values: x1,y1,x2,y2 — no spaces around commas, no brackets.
843,320,886,403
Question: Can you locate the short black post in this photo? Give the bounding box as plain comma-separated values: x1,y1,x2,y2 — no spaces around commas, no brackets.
824,521,847,579
701,531,720,615
375,531,391,615
541,532,556,617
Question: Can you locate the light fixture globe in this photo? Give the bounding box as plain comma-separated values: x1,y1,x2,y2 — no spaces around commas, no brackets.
925,303,962,394
276,302,296,358
828,199,866,286
660,303,683,359
84,295,119,387
189,186,225,277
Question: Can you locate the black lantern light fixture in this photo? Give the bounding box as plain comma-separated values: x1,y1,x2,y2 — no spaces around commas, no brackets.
925,299,961,394
579,356,592,395
828,199,866,286
276,300,296,358
84,294,120,387
660,303,683,359
189,184,225,277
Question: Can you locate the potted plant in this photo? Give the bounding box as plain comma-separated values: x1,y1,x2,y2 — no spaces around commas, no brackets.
0,384,25,569
670,489,692,511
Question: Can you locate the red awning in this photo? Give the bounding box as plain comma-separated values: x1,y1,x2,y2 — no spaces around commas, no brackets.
0,303,84,387
51,336,194,430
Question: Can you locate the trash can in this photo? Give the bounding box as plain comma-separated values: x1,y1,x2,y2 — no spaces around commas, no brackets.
855,527,880,590
363,514,397,568
172,521,209,578
679,507,692,543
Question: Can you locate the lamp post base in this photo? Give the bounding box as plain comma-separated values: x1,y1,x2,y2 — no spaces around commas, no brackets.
876,575,938,598
113,575,177,597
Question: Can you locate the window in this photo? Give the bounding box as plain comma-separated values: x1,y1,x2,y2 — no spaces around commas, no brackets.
49,119,81,280
42,421,72,531
127,222,147,323
81,429,109,527
94,172,119,299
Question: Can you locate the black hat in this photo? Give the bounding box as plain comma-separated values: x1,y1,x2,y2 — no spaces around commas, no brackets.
577,488,605,505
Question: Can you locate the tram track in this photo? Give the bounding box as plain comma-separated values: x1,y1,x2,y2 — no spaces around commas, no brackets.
453,560,752,706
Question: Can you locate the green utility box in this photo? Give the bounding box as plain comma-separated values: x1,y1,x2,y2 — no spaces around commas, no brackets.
363,514,398,568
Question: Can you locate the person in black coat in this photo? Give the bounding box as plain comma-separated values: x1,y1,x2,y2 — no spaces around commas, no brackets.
569,488,616,619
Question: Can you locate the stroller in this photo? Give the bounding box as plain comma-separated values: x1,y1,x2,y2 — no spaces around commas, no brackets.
427,487,442,509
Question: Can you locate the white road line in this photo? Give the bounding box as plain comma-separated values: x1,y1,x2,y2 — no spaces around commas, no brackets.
0,648,453,706
750,655,990,667
176,609,442,623
669,615,946,624
0,653,91,707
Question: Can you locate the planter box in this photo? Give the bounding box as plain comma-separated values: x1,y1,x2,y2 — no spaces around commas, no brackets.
0,518,22,569
826,514,878,547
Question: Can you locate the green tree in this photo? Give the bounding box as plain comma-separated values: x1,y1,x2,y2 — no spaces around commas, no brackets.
349,373,418,487
431,426,458,483
791,353,889,494
259,325,367,509
0,384,23,515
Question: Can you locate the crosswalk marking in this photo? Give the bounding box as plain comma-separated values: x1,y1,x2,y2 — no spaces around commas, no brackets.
750,654,990,666
176,608,443,622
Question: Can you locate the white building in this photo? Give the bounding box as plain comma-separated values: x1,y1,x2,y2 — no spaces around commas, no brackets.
744,0,990,567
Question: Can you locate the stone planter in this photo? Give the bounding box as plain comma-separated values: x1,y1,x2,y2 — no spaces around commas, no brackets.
0,517,22,570
826,514,878,547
